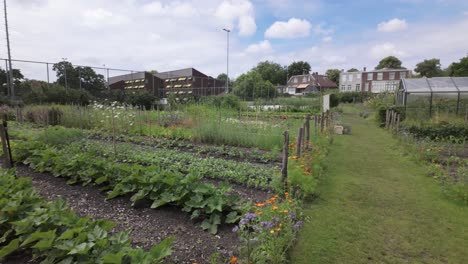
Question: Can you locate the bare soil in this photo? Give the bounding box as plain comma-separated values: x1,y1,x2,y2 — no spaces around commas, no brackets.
7,165,269,264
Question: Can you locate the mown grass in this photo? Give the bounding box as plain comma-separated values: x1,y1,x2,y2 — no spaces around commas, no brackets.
290,106,468,264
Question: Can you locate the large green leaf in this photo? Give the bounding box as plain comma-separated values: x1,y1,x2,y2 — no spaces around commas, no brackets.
101,251,124,264
149,236,174,261
21,229,56,247
0,238,19,258
67,242,95,255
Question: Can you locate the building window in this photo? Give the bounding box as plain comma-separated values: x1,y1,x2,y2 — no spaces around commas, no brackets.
347,85,351,90
389,72,395,80
349,74,354,81
294,77,298,83
367,73,373,80
341,85,345,91
377,72,383,80
356,84,360,91
342,74,346,82
357,74,361,80
303,76,307,82
400,72,406,79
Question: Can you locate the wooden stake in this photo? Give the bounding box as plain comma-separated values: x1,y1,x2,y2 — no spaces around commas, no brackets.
296,126,303,157
281,131,289,191
385,109,390,129
396,114,400,133
320,112,325,133
305,114,311,150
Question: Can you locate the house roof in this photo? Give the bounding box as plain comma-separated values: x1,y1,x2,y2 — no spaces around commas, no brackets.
108,72,147,85
287,73,337,89
366,68,408,73
400,77,468,93
154,68,207,79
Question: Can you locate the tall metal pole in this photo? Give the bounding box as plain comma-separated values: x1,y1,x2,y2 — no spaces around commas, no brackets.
4,0,14,98
46,63,50,86
223,28,230,94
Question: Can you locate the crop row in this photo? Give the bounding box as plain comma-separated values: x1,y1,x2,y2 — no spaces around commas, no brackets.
13,140,248,234
0,169,173,263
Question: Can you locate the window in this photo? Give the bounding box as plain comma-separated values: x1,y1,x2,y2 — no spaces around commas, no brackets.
367,73,373,80
377,72,383,80
400,72,406,79
357,74,361,80
294,78,298,83
389,72,395,80
356,84,360,91
342,74,347,82
341,85,345,91
178,77,187,81
349,74,354,81
303,76,308,82
347,85,351,90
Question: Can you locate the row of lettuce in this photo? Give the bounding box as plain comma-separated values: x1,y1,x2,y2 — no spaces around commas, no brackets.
1,124,332,263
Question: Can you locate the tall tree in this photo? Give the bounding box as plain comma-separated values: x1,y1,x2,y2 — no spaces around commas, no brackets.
53,61,106,96
253,61,287,85
216,73,233,87
414,58,443,77
325,69,341,86
375,56,404,69
447,56,468,77
0,68,24,95
287,61,311,77
233,70,277,100
347,68,359,72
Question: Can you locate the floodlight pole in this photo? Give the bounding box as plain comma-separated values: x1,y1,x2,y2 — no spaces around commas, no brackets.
223,28,230,94
62,58,68,89
4,0,14,98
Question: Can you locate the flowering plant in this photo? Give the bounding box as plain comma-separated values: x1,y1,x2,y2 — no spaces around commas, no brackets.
232,194,302,264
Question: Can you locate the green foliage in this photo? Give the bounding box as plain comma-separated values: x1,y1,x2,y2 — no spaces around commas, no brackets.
13,138,248,234
325,69,341,87
414,58,443,77
375,56,404,69
253,61,287,85
404,123,468,141
347,68,359,72
23,83,92,105
233,70,277,100
0,169,173,263
287,61,311,76
330,91,374,108
35,126,83,146
125,91,157,109
199,94,243,109
447,56,468,77
52,61,106,96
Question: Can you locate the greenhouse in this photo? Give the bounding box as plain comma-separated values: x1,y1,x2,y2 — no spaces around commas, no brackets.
396,77,468,120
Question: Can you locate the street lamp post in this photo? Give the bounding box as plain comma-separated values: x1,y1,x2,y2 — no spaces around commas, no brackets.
62,58,68,89
222,28,230,94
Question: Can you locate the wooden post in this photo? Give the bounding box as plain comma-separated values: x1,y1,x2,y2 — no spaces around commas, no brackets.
296,126,303,157
385,109,390,129
300,124,306,153
0,121,13,168
396,114,400,133
391,111,397,130
281,131,289,191
320,112,325,133
111,108,117,156
305,114,311,150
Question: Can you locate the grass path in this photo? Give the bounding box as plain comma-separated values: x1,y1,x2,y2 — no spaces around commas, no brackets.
290,108,468,264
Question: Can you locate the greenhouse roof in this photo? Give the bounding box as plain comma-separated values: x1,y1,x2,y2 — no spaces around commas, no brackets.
400,77,468,93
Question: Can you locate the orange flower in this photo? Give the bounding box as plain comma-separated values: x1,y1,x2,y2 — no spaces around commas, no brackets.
276,228,281,231
255,203,265,207
257,211,263,216
272,206,278,210
230,257,238,264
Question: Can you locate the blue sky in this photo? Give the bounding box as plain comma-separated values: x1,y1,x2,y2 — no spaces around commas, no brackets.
4,0,468,80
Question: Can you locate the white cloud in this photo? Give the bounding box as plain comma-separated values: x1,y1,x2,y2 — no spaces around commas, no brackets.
265,18,311,39
215,0,256,36
370,43,406,59
322,36,333,43
142,1,198,17
463,11,468,15
377,18,408,32
245,40,273,54
82,8,128,28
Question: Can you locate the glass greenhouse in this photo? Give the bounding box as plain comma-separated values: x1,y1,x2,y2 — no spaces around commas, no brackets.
396,77,468,120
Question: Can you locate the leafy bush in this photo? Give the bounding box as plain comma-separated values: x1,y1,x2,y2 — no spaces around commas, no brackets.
35,126,83,146
404,123,468,141
23,84,92,105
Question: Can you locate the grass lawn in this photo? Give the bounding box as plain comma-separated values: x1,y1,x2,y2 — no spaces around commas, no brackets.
290,106,468,264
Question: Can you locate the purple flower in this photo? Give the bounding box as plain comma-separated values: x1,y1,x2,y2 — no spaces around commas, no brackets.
260,221,274,229
232,226,239,232
245,212,256,220
240,218,248,225
271,217,280,223
289,211,296,219
293,221,303,230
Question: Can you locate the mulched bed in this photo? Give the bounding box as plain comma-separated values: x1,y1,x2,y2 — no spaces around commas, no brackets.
9,166,270,264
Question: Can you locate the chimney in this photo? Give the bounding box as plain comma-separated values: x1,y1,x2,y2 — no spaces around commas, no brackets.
341,69,344,72
363,67,367,72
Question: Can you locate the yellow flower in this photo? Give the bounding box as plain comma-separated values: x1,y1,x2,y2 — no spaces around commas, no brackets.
255,203,265,207
272,206,278,210
270,230,275,234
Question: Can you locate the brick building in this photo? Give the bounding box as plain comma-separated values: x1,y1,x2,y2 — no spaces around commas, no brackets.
285,72,337,95
339,68,409,93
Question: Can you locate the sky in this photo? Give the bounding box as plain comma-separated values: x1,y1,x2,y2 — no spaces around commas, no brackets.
2,0,468,81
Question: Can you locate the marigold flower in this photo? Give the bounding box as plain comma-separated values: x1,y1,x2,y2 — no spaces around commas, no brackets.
255,203,265,207
272,206,278,210
230,257,238,263
276,228,281,231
